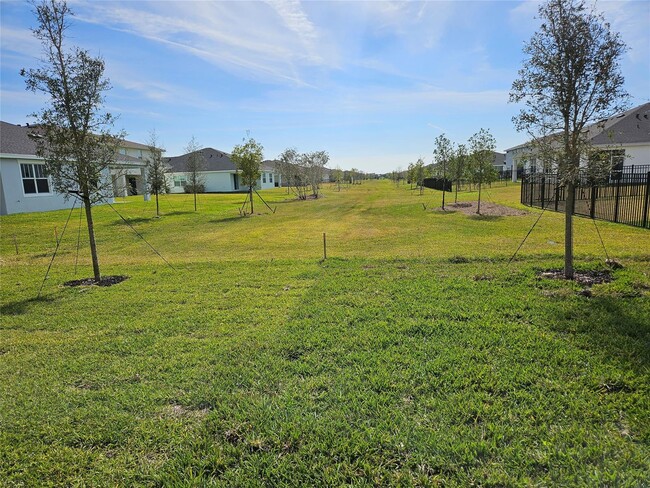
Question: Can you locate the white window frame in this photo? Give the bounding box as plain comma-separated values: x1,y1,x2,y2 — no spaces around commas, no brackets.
21,163,52,196
173,175,187,188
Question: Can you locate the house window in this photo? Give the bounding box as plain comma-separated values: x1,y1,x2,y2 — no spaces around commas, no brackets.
119,148,127,155
269,173,273,183
173,175,187,187
21,163,50,194
262,173,267,183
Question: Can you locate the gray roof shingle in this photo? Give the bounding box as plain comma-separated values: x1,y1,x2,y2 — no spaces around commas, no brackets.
165,148,238,172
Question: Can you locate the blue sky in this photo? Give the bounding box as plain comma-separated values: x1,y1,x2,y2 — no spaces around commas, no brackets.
1,1,648,173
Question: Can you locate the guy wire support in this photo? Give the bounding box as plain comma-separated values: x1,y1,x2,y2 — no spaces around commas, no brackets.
105,200,177,271
508,208,546,265
254,188,277,213
38,196,79,298
75,202,83,275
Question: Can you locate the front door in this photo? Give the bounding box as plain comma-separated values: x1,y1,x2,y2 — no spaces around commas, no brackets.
128,176,138,195
233,173,239,190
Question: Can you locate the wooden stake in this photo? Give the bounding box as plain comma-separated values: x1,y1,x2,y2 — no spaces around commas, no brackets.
323,232,327,260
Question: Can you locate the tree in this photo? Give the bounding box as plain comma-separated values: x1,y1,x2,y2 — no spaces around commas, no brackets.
277,148,308,199
332,166,343,191
433,134,454,210
510,0,628,279
468,129,497,214
21,0,124,282
144,130,169,217
303,150,329,198
231,137,264,214
407,163,415,189
184,136,204,211
414,158,426,195
449,143,468,203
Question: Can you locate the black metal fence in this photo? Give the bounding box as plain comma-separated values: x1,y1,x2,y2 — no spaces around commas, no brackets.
521,165,650,229
422,177,452,192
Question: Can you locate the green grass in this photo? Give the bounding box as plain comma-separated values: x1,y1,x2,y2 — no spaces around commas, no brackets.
1,181,649,486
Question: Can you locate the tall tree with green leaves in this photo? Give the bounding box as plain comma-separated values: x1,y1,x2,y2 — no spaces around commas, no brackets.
510,0,628,279
21,0,124,282
145,130,169,217
468,129,497,215
433,134,454,210
184,136,204,211
232,137,264,214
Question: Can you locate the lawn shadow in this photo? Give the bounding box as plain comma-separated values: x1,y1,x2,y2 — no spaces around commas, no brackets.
111,216,154,226
162,211,195,217
467,214,504,221
209,216,246,225
1,295,59,316
549,294,649,373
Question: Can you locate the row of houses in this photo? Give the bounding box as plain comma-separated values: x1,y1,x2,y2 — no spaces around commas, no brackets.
2,102,648,215
0,121,282,215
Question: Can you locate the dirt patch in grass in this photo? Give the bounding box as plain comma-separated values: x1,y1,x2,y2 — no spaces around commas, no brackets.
539,269,613,286
63,275,129,287
434,201,527,216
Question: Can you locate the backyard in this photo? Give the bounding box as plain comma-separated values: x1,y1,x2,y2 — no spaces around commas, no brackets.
1,180,649,485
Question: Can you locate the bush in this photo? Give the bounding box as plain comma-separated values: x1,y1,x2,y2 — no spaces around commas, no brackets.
184,184,205,194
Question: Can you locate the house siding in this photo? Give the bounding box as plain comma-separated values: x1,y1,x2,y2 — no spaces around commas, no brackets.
1,157,70,215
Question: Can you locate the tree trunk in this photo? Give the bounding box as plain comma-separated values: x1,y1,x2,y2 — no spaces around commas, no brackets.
477,182,482,214
249,186,254,214
155,191,159,217
83,196,101,282
442,163,446,210
455,180,459,203
564,182,575,279
193,190,197,212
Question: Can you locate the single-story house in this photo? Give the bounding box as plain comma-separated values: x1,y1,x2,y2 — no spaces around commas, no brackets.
0,121,152,215
505,102,650,181
165,148,281,193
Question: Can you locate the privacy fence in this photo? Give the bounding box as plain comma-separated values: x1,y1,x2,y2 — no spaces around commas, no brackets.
521,165,650,229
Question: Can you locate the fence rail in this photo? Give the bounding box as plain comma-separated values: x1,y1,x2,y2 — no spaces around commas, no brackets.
521,165,650,229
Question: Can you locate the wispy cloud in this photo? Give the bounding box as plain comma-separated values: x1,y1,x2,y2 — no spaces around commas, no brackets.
72,1,334,86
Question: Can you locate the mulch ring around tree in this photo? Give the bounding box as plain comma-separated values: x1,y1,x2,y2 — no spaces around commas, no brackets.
433,201,528,216
539,269,613,286
64,275,129,287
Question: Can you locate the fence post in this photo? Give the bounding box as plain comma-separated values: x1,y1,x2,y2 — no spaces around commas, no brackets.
554,183,559,212
590,184,597,219
643,172,650,229
540,175,545,209
530,177,534,207
614,173,622,223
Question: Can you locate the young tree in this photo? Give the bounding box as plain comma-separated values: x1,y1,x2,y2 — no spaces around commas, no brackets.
449,143,468,203
276,148,297,195
413,158,426,195
231,137,264,213
510,0,628,279
303,150,329,198
21,0,124,282
184,136,204,211
145,130,169,217
433,134,454,210
407,163,415,190
332,165,343,191
468,129,497,214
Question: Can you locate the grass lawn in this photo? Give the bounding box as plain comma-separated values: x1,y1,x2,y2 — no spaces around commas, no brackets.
1,180,649,486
